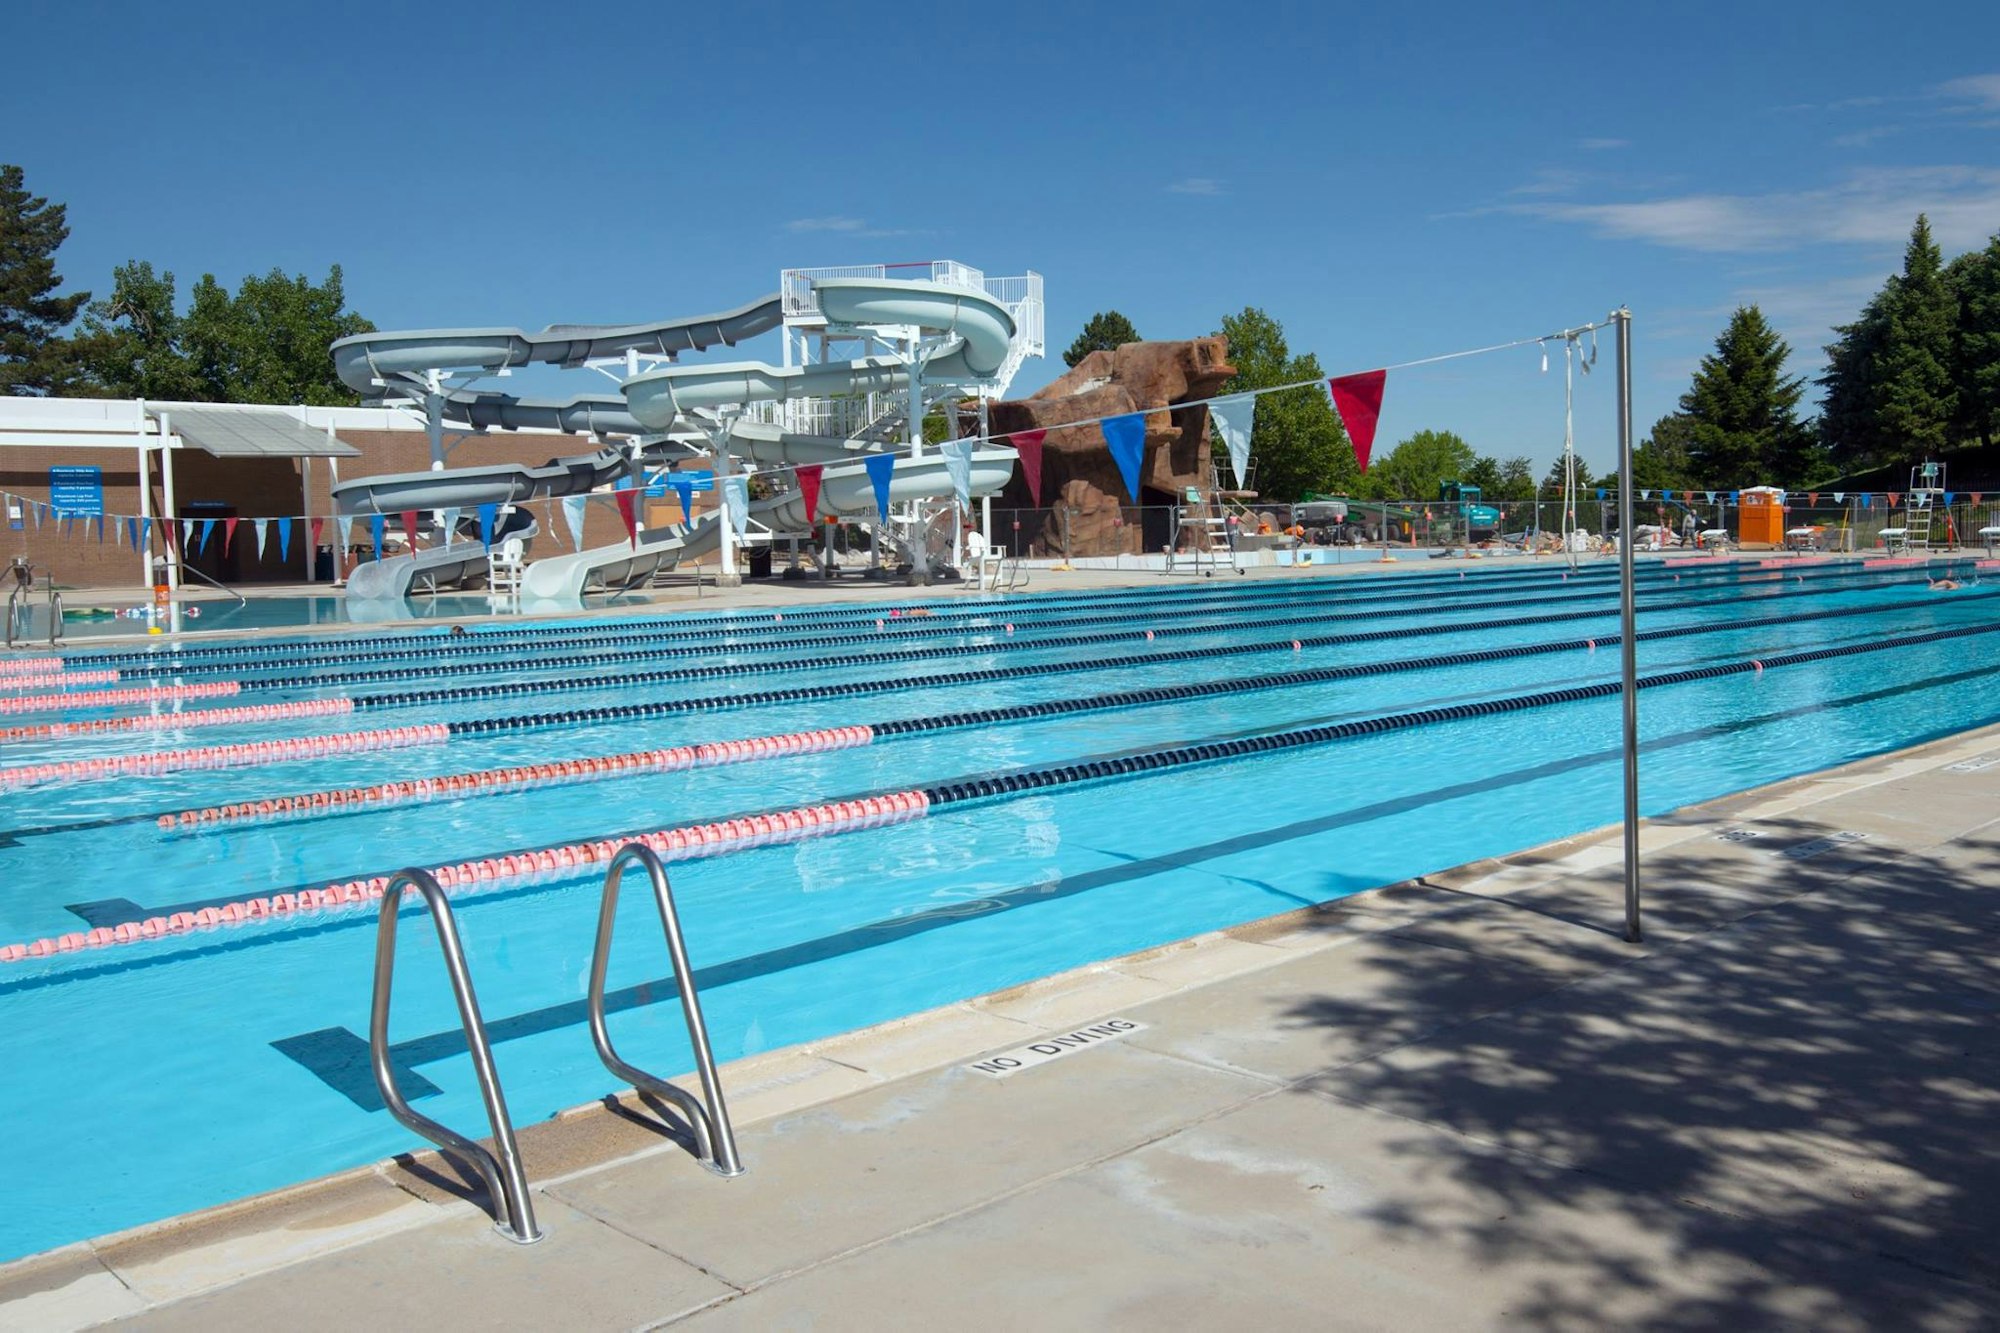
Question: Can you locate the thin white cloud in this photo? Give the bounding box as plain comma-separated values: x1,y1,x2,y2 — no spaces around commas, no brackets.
1166,178,1223,196
782,216,918,239
1507,165,2000,253
1506,167,1587,197
1937,73,2000,110
1577,137,1629,151
1831,125,1900,149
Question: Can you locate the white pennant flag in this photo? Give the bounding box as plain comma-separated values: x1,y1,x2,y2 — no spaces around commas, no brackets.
180,518,195,552
438,507,461,545
335,515,353,556
254,518,269,559
722,475,749,537
1833,492,1845,503
561,496,588,549
938,440,975,508
1209,393,1256,489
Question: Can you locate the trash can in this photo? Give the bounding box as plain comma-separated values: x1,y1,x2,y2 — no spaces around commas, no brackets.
313,546,335,581
747,545,773,579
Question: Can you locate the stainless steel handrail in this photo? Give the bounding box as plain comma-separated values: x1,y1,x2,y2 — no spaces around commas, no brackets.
370,868,543,1243
587,843,743,1177
162,557,247,607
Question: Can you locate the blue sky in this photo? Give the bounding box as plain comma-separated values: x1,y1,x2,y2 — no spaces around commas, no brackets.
8,0,1999,474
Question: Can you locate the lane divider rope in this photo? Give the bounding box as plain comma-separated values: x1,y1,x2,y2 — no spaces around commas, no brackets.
0,681,239,715
0,698,352,744
10,613,1998,964
0,724,448,787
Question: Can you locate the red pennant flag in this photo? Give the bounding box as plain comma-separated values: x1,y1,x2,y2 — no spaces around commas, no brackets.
1969,492,1982,505
614,489,639,546
400,510,419,550
1326,371,1387,473
1007,429,1047,506
223,516,239,555
797,464,824,522
310,517,325,548
1888,492,1901,508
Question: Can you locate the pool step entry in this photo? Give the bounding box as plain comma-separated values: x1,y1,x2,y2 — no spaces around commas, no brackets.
369,847,742,1242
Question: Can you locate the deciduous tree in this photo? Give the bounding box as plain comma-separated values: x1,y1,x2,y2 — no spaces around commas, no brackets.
1212,306,1356,500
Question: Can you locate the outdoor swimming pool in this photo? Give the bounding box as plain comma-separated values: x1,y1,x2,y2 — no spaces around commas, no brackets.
2,556,1997,1262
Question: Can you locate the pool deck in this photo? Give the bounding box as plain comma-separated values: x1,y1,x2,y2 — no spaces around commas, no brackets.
4,714,1996,1329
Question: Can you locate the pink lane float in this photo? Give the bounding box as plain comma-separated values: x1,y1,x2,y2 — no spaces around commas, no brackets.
0,723,448,788
0,657,65,675
157,724,876,831
0,681,239,715
0,789,930,964
0,696,350,743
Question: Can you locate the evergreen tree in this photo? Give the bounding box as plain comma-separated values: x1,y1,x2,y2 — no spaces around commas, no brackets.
1542,454,1593,492
1495,455,1537,502
1632,412,1696,491
1872,215,1958,459
1820,291,1893,471
0,164,89,395
1213,306,1356,500
1946,234,2000,448
1678,305,1812,486
1061,310,1141,368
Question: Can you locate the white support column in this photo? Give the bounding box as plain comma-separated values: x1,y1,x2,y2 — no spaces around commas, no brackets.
135,408,155,586
158,413,180,595
711,428,739,586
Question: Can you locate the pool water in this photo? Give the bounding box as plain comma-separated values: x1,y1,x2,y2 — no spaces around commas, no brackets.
1,557,1996,1262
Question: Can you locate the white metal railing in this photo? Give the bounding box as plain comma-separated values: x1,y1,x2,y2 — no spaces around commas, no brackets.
780,261,993,318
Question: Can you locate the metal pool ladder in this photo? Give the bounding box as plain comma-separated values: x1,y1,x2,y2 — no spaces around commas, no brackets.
588,843,744,1177
369,868,542,1244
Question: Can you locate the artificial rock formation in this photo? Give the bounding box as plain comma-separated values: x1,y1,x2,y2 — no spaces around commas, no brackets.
985,338,1236,556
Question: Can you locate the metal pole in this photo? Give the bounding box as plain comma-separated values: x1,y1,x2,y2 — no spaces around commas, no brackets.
301,454,315,585
1613,307,1642,943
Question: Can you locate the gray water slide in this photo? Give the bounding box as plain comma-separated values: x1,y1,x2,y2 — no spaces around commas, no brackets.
325,295,782,514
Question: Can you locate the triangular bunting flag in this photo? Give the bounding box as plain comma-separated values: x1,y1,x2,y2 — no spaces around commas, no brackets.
938,440,975,509
274,518,289,564
96,515,105,544
197,518,216,555
1971,492,1983,506
1101,412,1146,503
669,479,694,525
180,518,193,552
721,475,750,537
1600,488,1610,501
1705,491,1716,503
309,517,323,550
335,515,353,554
254,518,269,559
1807,492,1819,506
140,517,151,551
1006,429,1046,507
796,464,824,522
559,497,585,549
1888,492,1901,507
479,502,499,549
1208,394,1255,488
864,454,895,522
614,489,639,547
439,507,461,545
126,517,140,550
223,516,239,556
400,510,419,551
1833,492,1844,504
1325,370,1387,473
369,514,385,560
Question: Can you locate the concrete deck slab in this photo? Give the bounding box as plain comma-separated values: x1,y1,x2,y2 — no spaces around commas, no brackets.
547,1041,1271,1289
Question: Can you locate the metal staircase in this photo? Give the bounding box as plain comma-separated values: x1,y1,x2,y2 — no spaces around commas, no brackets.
1906,461,1947,553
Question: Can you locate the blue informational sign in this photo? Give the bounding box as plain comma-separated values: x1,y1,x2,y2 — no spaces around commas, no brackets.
645,469,715,498
49,465,104,516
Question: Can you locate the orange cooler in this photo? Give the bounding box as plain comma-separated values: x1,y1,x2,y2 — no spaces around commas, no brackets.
1738,486,1785,546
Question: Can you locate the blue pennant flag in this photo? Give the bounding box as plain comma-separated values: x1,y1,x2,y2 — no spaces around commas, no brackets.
864,453,895,522
1101,412,1146,503
670,479,695,524
1597,488,1608,501
126,517,140,549
477,502,497,548
95,516,105,544
369,513,386,559
198,518,216,554
278,517,292,563
1944,491,1956,505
